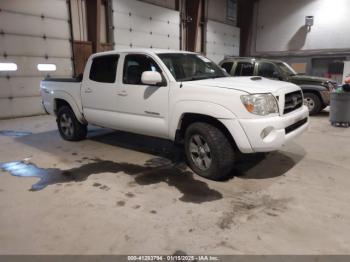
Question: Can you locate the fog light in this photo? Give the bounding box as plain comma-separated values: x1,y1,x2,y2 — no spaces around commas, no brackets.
261,127,274,139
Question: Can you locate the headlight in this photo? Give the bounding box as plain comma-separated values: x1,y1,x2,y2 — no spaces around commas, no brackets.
241,94,279,116
327,82,335,90
323,81,335,90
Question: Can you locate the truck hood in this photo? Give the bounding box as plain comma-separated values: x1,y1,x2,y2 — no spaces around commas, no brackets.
185,77,300,94
289,74,334,85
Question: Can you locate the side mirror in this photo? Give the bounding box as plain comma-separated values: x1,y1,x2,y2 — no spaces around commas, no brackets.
141,71,163,86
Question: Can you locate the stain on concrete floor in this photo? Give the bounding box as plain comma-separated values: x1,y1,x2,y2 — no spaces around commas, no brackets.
0,130,32,137
217,194,291,230
0,157,223,203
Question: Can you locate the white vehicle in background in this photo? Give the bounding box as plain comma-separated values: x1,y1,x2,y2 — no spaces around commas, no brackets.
41,49,309,180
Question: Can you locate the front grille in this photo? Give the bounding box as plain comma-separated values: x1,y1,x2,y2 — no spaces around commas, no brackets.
285,118,308,134
284,91,303,114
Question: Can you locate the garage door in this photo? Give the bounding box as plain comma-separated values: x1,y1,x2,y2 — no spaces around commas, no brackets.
206,20,240,63
112,0,180,50
0,0,73,119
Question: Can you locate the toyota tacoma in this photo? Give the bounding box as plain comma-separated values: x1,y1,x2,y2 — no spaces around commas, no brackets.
41,49,309,180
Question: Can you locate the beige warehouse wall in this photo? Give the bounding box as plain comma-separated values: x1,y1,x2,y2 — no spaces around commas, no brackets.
251,0,350,55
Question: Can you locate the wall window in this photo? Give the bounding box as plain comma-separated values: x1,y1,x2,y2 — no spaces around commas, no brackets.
37,64,57,72
89,55,119,83
0,62,17,71
123,55,161,85
312,57,345,83
227,0,237,23
234,62,254,76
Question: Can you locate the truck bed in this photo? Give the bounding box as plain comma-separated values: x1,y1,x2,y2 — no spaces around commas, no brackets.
40,77,83,117
42,75,83,83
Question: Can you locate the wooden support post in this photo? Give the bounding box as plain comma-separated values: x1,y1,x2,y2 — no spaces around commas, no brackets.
86,0,101,53
184,0,203,52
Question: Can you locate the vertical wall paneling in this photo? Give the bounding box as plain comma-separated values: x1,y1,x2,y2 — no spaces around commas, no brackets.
0,0,73,118
112,0,180,50
205,20,240,63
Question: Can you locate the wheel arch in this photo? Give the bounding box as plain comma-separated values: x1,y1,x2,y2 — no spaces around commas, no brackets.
300,85,327,105
53,92,86,124
302,90,324,105
174,113,238,150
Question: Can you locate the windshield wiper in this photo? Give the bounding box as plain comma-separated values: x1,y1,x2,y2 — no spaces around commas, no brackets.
181,75,212,82
181,75,226,82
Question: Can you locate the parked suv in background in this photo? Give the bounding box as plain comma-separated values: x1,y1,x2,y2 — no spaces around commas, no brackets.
219,58,337,115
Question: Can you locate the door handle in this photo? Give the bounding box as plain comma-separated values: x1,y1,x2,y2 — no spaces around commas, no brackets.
118,90,128,97
85,88,93,93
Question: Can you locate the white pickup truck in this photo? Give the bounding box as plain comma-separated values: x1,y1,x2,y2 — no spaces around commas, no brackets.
41,49,309,180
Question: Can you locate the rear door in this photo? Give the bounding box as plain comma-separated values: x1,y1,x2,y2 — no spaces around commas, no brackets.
114,53,170,138
221,61,234,75
81,55,120,127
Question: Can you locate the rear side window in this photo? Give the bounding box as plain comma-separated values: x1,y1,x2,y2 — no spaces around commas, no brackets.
89,55,119,83
257,62,278,78
234,62,254,76
221,62,233,74
123,54,161,85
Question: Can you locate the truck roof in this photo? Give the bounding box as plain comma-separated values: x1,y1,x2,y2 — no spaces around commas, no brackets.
91,48,196,58
222,57,286,64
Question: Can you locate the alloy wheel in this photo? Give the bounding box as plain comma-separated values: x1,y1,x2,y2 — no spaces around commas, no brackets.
304,97,315,112
60,113,74,138
189,134,212,171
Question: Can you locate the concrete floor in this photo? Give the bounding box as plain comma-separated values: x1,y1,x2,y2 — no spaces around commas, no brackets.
0,111,349,255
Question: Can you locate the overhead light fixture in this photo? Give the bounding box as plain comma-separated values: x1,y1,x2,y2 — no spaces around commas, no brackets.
37,64,57,71
305,16,314,31
0,62,18,71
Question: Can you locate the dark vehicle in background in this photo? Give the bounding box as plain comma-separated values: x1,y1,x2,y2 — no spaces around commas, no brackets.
219,57,337,115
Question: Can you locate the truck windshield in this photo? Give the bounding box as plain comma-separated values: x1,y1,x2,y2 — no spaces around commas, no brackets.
276,62,297,76
158,53,228,82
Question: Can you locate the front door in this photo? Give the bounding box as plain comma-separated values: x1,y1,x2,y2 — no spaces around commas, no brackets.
114,54,170,138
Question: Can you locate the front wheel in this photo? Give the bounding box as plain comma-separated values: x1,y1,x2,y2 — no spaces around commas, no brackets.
304,93,322,115
184,122,236,180
57,106,87,141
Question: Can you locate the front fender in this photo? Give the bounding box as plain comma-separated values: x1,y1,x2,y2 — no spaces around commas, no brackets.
300,84,330,104
53,91,86,124
169,100,236,140
299,84,328,92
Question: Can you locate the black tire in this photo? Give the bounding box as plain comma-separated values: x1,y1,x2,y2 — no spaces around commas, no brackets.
304,93,322,115
184,122,236,180
57,106,87,141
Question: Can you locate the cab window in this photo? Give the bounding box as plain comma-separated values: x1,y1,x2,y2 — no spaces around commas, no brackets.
257,62,279,78
89,55,119,83
234,62,254,76
123,54,161,85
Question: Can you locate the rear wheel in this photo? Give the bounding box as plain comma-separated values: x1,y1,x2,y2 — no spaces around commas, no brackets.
57,106,87,141
304,93,322,115
184,122,236,180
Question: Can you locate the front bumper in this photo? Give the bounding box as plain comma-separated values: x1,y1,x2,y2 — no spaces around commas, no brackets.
237,106,309,153
41,100,50,115
320,90,331,105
